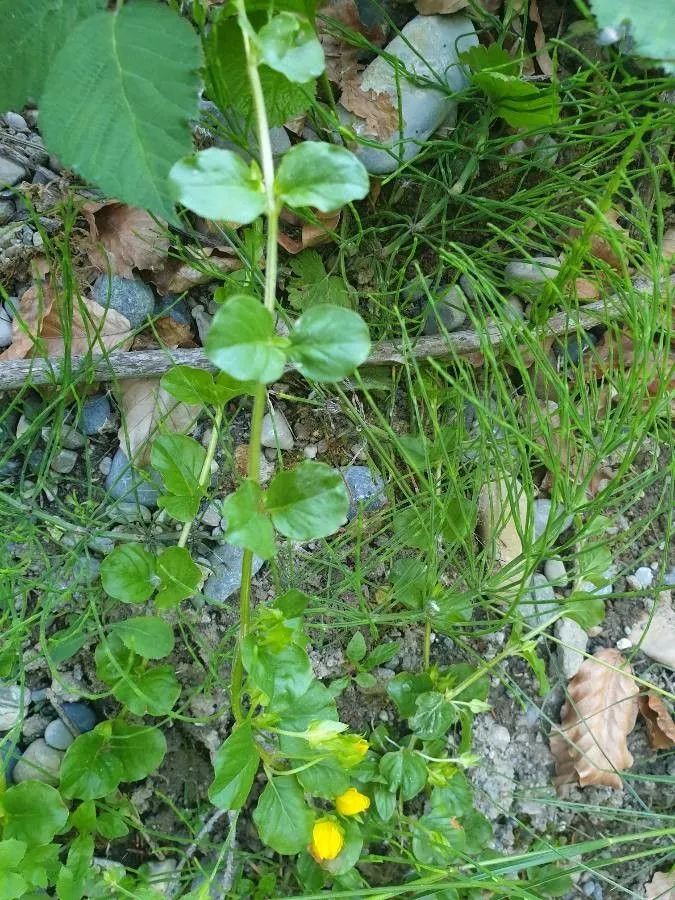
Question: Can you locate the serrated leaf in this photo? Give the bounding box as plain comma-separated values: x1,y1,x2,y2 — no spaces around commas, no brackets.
170,148,266,223
155,545,201,609
206,13,315,127
473,72,560,128
209,723,260,810
288,305,370,382
100,544,156,605
276,143,369,212
2,783,69,845
266,460,349,539
590,0,675,73
223,480,276,559
257,12,324,83
0,0,104,113
110,616,175,660
205,294,287,383
252,776,313,855
40,3,202,220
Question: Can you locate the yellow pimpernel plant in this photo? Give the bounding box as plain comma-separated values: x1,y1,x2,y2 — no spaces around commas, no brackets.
335,787,370,816
309,818,345,861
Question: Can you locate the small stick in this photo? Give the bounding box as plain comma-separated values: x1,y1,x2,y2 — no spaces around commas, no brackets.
165,808,236,899
0,297,629,391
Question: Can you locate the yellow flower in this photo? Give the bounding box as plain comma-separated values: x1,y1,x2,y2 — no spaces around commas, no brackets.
354,738,369,757
335,787,370,816
309,819,344,861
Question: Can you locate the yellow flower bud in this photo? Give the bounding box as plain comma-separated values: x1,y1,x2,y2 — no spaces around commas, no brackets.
309,819,344,861
335,787,371,816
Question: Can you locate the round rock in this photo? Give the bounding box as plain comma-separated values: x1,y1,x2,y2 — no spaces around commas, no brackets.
0,155,27,186
81,394,113,435
504,256,560,294
13,739,63,785
205,543,264,604
555,617,588,679
423,285,468,335
0,739,20,785
105,448,162,507
543,558,568,586
50,449,78,474
92,274,155,329
261,408,294,450
342,466,387,521
0,685,31,731
44,718,76,751
61,702,97,733
156,294,191,326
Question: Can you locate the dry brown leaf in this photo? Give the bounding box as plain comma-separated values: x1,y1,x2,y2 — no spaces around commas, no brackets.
639,693,675,750
630,591,675,669
151,245,242,294
568,209,627,270
154,316,195,347
302,210,341,248
117,378,200,465
415,0,468,14
645,871,675,900
319,0,386,89
340,79,399,141
0,283,132,360
663,227,675,267
529,0,553,76
550,648,639,791
477,476,528,569
573,277,600,300
82,201,170,278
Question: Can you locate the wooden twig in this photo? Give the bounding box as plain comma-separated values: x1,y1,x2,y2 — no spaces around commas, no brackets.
0,297,635,392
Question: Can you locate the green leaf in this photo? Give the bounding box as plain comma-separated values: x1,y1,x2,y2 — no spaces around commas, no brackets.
101,544,156,604
60,731,124,800
0,873,27,900
69,801,97,835
563,593,605,630
430,774,473,817
55,833,94,900
155,546,202,609
591,0,675,73
296,754,350,799
113,665,181,717
386,671,434,718
170,148,266,223
252,776,313,855
275,143,369,212
110,616,175,660
0,838,26,871
373,785,396,821
95,634,136,686
287,251,354,311
354,671,377,689
459,43,519,77
161,366,255,406
209,723,260,810
242,640,313,702
206,294,287,384
346,632,366,664
39,3,202,220
270,679,338,731
412,811,466,866
205,13,315,127
109,720,167,782
364,642,399,670
275,589,310,619
257,12,324,83
472,71,560,128
380,750,427,801
0,0,104,113
462,809,492,854
288,306,371,382
1,783,68,845
266,460,349,539
223,480,276,559
152,434,206,523
409,692,456,740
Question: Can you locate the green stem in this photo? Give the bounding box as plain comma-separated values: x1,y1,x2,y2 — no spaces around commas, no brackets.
177,406,223,550
422,619,431,671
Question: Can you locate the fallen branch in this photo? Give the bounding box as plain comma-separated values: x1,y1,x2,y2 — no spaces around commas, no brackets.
1,278,670,392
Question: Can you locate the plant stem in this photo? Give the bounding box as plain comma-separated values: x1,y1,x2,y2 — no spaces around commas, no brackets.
177,406,223,550
422,619,431,671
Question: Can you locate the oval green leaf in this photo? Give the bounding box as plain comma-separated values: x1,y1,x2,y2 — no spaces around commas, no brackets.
223,480,276,560
266,460,349,540
100,544,156,604
113,665,181,717
110,616,175,660
209,722,260,810
205,294,287,384
170,148,266,223
252,775,313,855
288,305,370,382
109,720,167,782
155,545,202,609
257,12,325,83
1,783,69,845
60,731,125,800
275,142,369,212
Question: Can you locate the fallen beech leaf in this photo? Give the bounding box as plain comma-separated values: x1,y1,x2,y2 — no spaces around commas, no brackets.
477,476,528,584
550,648,639,790
319,0,386,89
529,0,553,76
117,378,200,466
340,79,399,141
639,693,675,750
82,201,170,278
645,871,675,900
302,210,341,248
573,277,600,300
0,281,56,360
629,592,675,669
154,316,195,348
151,245,242,294
568,209,628,270
415,0,468,14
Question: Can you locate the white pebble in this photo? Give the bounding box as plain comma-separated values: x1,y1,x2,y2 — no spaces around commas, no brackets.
261,407,294,450
627,566,653,590
303,444,318,459
616,637,632,650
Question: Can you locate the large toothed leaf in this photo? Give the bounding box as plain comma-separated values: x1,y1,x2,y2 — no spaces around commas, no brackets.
40,2,202,220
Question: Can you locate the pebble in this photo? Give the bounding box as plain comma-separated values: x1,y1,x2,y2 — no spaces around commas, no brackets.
533,499,573,541
504,256,561,292
201,503,223,528
0,305,12,347
0,198,14,224
616,637,632,651
61,702,97,733
342,465,386,521
143,859,177,894
21,714,51,741
627,566,653,590
261,408,294,450
0,685,31,731
81,394,113,435
303,444,318,459
32,165,60,185
205,543,264,603
44,719,76,751
0,155,27,186
50,449,78,474
4,112,29,132
580,573,613,598
520,574,558,628
32,231,44,249
259,453,275,485
338,15,478,173
99,456,113,477
43,423,85,450
555,617,588,678
490,724,511,751
0,739,20,784
423,285,468,334
107,501,152,524
105,448,162,507
543,558,568,586
155,294,191,326
13,739,63,786
92,274,155,329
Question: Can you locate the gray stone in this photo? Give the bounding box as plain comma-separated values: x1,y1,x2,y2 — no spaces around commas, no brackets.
580,574,613,598
0,306,12,347
555,617,588,678
61,702,97,733
44,719,76,751
4,112,29,132
533,499,573,541
156,294,191,326
13,739,63,785
81,394,113,435
107,501,152,524
261,408,294,450
32,165,60,185
520,574,558,627
142,859,177,895
43,423,85,450
50,449,78,474
627,566,653,590
0,740,20,785
543,558,568,586
423,285,467,334
342,465,386,521
205,543,264,603
0,685,31,731
105,448,162,507
338,15,478,174
99,456,113,477
21,714,51,741
201,502,223,528
459,274,476,302
0,155,27,186
0,198,14,224
504,256,560,294
92,274,155,329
